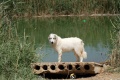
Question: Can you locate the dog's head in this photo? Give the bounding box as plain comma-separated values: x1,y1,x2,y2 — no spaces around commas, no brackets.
48,33,58,44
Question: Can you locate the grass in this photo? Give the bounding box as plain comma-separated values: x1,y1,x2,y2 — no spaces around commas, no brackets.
23,0,120,15
0,0,120,17
0,0,42,79
109,16,120,68
0,29,39,79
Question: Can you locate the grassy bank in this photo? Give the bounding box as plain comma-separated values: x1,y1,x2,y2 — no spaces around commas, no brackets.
0,0,120,17
0,0,41,79
110,16,120,68
0,28,39,79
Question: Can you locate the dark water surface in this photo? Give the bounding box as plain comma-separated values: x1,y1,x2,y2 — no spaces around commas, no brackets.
17,16,114,63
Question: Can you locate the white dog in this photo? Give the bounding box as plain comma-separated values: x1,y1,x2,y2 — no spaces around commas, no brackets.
48,33,87,62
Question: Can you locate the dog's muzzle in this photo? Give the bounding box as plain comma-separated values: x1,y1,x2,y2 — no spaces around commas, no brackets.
51,42,53,44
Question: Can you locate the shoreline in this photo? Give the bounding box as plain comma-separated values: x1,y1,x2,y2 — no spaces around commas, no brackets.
33,14,120,18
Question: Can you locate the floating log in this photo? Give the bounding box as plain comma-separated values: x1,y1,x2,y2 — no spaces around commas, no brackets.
31,62,104,79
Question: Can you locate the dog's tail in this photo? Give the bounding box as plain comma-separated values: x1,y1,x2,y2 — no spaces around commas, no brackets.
81,41,87,59
82,49,87,59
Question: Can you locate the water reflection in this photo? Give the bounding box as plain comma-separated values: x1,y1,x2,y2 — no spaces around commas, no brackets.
17,16,113,62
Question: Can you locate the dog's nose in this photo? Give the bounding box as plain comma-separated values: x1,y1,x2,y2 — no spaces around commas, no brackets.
51,42,53,44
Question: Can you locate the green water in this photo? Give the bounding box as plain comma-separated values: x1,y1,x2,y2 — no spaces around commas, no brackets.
17,16,113,62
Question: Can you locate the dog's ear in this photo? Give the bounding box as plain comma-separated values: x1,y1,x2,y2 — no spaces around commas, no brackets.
54,34,58,39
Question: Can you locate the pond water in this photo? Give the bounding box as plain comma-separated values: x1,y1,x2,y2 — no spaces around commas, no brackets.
17,16,114,63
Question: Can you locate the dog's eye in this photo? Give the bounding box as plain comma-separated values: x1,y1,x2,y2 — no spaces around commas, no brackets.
53,38,56,39
49,38,52,39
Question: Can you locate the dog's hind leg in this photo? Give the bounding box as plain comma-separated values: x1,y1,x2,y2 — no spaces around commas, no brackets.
80,57,83,62
74,51,80,62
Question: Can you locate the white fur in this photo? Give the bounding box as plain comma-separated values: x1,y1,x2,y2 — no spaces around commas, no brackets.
48,33,87,62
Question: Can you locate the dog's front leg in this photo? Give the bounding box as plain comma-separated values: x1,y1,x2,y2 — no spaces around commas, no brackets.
58,51,62,62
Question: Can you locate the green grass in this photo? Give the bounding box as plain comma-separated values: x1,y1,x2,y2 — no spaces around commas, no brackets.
110,16,120,68
0,0,42,79
0,0,120,17
22,0,120,15
0,21,41,80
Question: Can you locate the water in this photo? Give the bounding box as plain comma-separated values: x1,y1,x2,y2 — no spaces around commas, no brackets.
17,16,114,63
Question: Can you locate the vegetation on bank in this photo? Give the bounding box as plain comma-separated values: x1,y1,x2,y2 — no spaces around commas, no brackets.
0,0,120,17
0,0,40,79
110,16,120,68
